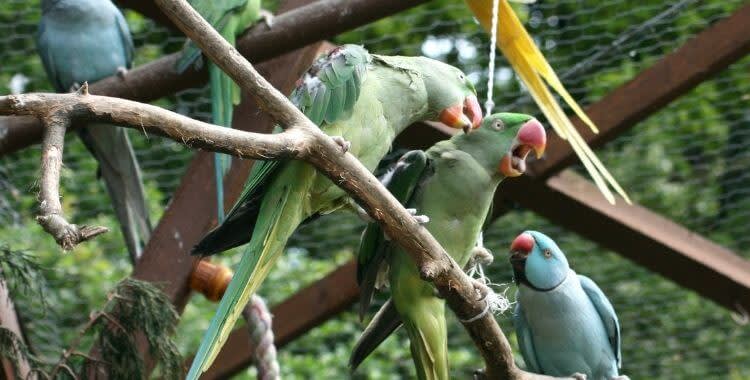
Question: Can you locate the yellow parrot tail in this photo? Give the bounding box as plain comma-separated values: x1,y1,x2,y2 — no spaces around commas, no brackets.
466,0,631,205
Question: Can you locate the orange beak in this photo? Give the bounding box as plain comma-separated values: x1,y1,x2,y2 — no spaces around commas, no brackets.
499,119,547,177
438,96,483,133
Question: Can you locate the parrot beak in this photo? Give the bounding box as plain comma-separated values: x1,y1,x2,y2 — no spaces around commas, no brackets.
509,232,534,276
437,96,483,134
498,119,547,177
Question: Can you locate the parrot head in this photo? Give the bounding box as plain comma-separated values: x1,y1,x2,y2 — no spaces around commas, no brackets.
462,113,546,178
509,231,570,291
416,58,483,133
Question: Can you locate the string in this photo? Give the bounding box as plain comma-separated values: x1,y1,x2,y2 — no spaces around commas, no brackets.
484,0,500,115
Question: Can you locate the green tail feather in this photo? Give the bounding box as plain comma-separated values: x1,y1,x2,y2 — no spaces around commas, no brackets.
187,184,302,379
210,29,241,222
402,300,449,380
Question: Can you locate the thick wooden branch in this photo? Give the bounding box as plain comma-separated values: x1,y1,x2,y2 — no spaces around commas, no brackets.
0,90,306,249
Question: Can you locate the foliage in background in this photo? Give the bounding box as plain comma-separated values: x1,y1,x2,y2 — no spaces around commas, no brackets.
0,245,181,379
0,0,749,379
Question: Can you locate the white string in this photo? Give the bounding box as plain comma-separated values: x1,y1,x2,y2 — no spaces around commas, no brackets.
465,231,513,319
484,0,501,115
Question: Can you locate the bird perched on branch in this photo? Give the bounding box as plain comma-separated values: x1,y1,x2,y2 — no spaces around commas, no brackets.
176,0,270,221
350,113,547,380
187,44,483,379
36,0,151,261
510,231,627,380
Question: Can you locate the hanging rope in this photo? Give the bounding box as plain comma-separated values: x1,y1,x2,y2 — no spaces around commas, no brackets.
242,295,280,380
484,0,501,115
465,232,513,318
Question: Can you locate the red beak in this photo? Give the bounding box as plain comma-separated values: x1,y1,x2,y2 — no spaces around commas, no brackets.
509,232,534,260
498,119,547,177
438,96,483,133
464,95,482,130
517,119,547,159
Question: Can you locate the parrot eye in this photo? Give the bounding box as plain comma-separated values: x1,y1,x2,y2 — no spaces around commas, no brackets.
491,120,505,131
458,73,465,81
543,249,552,259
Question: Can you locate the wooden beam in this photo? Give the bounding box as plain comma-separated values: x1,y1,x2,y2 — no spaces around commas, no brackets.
198,261,359,379
0,279,33,380
503,172,750,312
529,2,750,179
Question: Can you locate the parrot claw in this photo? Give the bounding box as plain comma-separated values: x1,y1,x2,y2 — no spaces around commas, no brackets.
331,136,351,154
68,82,82,93
116,67,128,80
260,9,275,28
570,373,588,380
406,208,429,224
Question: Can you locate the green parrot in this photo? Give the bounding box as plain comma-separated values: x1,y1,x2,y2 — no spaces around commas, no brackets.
187,44,483,378
350,113,547,380
176,0,266,221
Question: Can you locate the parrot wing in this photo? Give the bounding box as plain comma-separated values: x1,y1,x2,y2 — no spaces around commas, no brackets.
350,150,432,370
192,44,371,255
578,274,622,368
513,301,542,373
349,299,402,371
356,149,430,319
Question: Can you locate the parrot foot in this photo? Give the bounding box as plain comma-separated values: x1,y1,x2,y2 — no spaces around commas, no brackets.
570,373,588,380
406,208,429,224
260,9,275,28
611,376,630,380
116,67,129,80
330,136,351,153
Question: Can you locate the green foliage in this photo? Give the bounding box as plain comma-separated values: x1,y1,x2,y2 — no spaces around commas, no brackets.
0,327,42,379
93,278,182,380
0,244,47,301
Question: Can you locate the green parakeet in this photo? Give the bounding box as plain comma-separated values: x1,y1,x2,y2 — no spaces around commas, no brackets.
176,0,264,221
187,44,483,378
351,113,547,380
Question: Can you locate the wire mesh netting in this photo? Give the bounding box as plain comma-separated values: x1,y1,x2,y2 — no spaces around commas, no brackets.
0,0,748,379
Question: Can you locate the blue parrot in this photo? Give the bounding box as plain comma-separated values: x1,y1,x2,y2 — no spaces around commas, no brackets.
509,231,628,380
37,0,151,261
